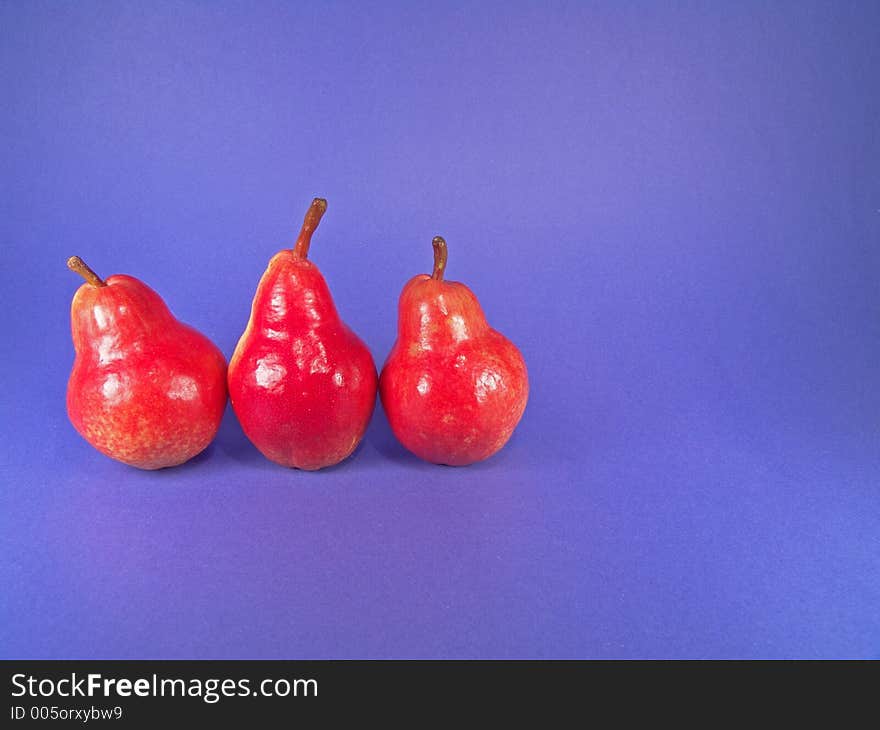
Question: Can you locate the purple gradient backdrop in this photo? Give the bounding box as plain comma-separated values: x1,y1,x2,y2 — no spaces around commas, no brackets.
1,1,878,659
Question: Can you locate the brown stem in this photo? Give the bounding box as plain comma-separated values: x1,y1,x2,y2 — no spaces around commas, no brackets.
431,236,447,281
293,198,328,259
67,256,106,287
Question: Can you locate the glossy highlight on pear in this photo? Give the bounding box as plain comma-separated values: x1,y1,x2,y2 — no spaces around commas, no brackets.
66,256,228,469
379,237,529,466
227,198,378,470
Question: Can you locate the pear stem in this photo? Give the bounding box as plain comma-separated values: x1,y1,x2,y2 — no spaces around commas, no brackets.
293,198,328,259
431,236,447,281
67,256,106,287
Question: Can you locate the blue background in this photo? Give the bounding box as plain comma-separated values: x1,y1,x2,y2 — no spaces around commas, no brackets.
2,1,878,659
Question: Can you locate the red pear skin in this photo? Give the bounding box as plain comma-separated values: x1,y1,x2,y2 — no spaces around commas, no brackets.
66,257,228,470
227,199,377,470
379,237,528,466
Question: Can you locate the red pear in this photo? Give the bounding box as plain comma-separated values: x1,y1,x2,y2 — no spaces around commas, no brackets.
66,256,228,469
380,237,528,465
228,199,377,470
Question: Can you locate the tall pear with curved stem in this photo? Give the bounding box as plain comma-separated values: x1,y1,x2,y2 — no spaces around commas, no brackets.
228,199,378,470
379,237,528,465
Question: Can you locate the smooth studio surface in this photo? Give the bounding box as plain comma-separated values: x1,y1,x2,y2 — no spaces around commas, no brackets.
1,2,878,658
